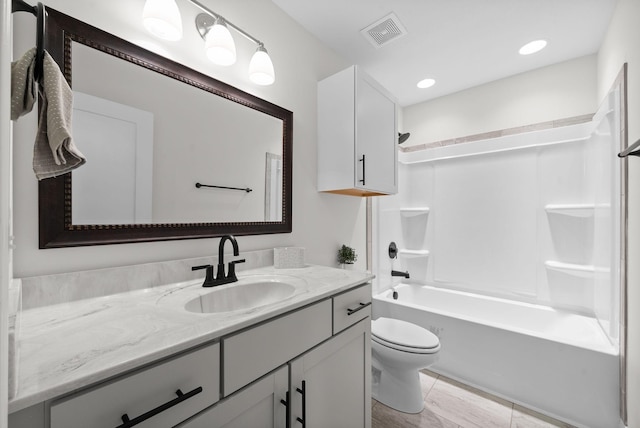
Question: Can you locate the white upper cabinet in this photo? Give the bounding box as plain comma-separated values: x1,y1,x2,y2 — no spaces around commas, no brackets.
318,66,398,196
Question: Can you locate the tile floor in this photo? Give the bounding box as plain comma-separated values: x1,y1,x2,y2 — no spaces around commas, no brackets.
372,370,575,428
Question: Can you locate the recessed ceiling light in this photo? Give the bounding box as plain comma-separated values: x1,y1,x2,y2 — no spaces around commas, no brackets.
519,40,547,55
417,78,436,89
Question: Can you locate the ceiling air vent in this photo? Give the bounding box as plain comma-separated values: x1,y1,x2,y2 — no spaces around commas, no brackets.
360,13,407,48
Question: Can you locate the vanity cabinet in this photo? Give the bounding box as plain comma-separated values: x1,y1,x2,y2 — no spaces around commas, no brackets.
186,283,371,428
9,282,371,428
318,65,398,197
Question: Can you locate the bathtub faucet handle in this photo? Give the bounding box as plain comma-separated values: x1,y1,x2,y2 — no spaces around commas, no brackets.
391,270,410,278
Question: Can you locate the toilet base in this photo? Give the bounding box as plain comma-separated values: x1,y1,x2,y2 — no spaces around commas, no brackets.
371,359,426,413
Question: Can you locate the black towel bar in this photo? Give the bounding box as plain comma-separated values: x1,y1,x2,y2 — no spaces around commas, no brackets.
11,0,46,82
618,138,640,158
195,182,253,193
11,0,35,14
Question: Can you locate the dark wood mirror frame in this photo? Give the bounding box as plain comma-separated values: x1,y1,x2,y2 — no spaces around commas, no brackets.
39,8,293,249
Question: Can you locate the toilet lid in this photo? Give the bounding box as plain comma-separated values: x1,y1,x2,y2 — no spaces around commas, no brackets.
372,317,440,350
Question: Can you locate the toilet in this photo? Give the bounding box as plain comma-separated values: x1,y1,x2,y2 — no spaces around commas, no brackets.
371,317,441,413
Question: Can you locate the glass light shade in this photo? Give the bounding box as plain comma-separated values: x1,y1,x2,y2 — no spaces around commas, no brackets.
142,0,183,41
249,46,275,85
205,20,237,66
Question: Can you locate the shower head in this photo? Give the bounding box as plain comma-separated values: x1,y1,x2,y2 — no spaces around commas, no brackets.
398,132,410,144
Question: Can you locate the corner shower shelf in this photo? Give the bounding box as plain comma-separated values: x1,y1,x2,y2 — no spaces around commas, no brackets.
400,207,430,217
544,260,609,278
398,249,430,258
544,203,609,218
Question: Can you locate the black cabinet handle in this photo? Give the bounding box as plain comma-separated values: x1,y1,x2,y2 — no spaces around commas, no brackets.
296,380,306,427
115,386,203,428
280,390,291,428
359,155,366,185
347,301,371,316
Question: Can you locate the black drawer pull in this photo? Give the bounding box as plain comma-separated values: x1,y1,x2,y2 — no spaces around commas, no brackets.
347,301,371,316
281,390,290,428
116,386,203,428
296,380,306,427
359,155,366,185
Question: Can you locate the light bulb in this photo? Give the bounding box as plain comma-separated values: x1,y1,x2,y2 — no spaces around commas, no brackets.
417,78,435,89
205,18,236,66
142,0,183,41
249,45,275,85
519,40,547,55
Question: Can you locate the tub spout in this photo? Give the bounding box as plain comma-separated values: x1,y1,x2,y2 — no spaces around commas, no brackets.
391,270,410,278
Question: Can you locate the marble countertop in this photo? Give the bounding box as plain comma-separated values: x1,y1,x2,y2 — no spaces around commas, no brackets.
10,264,374,413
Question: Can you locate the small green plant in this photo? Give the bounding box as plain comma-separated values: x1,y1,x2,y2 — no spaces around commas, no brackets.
337,244,358,265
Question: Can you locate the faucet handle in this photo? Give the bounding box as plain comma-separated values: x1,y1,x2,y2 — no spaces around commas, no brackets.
227,259,246,282
192,264,215,287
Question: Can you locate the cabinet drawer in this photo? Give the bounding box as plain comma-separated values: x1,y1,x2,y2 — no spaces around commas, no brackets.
50,342,220,428
223,300,332,395
333,283,372,334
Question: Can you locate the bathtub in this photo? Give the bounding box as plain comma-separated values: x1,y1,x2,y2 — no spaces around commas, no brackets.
373,283,620,428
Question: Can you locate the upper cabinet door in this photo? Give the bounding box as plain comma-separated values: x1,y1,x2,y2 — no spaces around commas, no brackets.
355,73,397,194
317,66,397,197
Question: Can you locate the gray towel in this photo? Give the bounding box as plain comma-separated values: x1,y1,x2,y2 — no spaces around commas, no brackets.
10,47,36,120
11,48,86,180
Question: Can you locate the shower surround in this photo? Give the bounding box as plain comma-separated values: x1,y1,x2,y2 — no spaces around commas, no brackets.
372,89,623,427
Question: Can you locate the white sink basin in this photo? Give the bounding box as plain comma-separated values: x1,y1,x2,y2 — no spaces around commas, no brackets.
185,276,298,314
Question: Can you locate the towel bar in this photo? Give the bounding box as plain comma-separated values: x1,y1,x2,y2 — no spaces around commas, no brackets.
618,138,640,158
11,0,46,82
195,182,253,193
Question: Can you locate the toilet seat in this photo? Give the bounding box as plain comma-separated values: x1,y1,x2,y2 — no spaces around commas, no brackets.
372,317,440,354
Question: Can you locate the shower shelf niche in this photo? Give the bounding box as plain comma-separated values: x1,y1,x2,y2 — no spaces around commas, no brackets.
398,249,430,258
399,207,430,217
544,203,609,218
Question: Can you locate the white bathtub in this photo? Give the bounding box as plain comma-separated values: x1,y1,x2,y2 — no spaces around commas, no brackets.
373,283,620,428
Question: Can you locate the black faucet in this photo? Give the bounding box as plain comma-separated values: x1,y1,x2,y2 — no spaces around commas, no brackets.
216,235,246,285
391,270,410,279
191,235,246,287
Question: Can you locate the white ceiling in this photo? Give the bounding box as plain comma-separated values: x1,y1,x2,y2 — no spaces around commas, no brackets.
271,0,618,107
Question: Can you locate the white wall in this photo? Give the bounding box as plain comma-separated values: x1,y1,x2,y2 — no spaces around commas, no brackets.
403,55,597,146
11,0,370,278
597,0,640,426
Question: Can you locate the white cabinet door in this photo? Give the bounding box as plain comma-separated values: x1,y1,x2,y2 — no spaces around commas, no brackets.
355,74,397,195
318,65,397,196
178,367,288,428
290,318,371,428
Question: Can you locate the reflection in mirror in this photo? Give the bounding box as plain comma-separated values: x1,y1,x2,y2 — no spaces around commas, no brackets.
39,8,292,248
264,153,282,222
71,42,283,224
72,91,154,225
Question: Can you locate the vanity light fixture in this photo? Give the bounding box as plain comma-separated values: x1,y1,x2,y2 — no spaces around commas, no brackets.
142,0,276,85
193,3,275,85
519,39,547,55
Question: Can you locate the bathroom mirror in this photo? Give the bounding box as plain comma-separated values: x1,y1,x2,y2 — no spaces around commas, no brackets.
39,8,293,248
